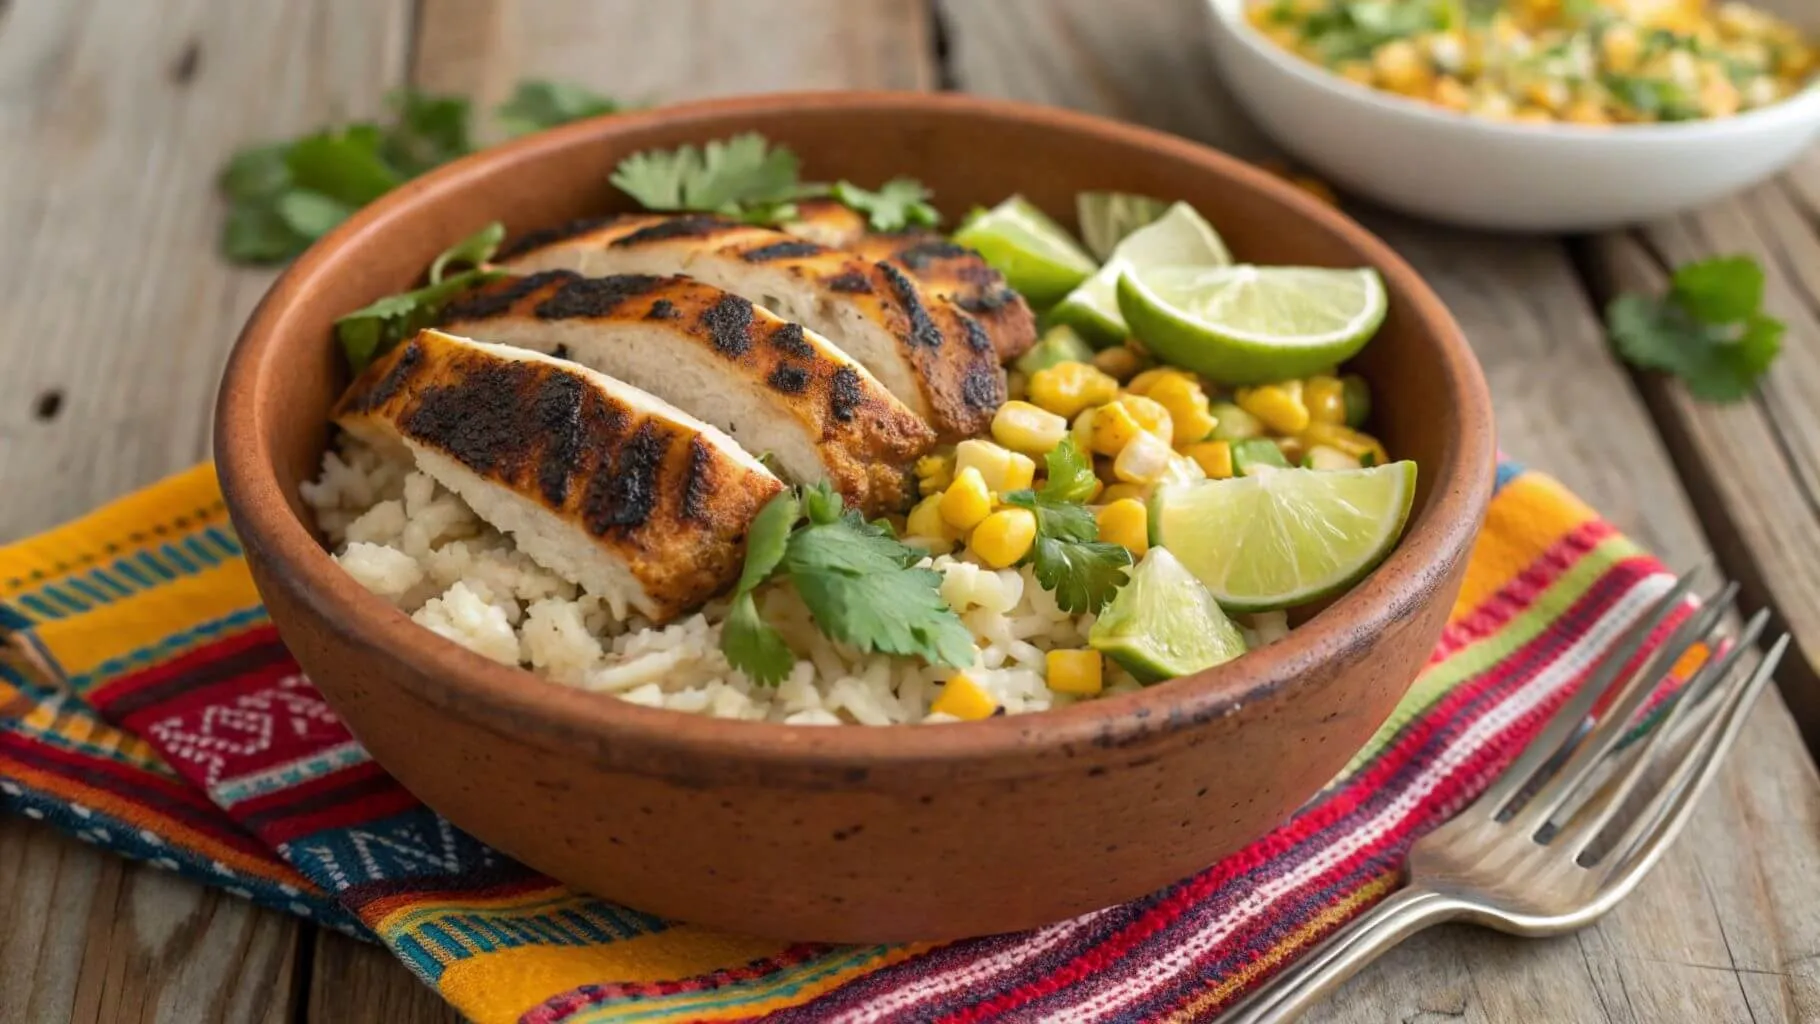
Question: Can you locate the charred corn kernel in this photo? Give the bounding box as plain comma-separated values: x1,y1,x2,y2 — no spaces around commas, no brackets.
970,507,1038,568
1117,394,1174,446
915,451,954,494
1602,23,1641,73
1373,39,1432,95
1092,345,1148,381
1046,650,1104,696
991,401,1068,456
1099,482,1145,504
1071,406,1099,450
1236,383,1310,435
1433,75,1473,111
932,673,998,720
1028,361,1119,419
1126,367,1197,397
1146,375,1217,446
1006,371,1028,402
940,467,992,530
1185,440,1235,479
1114,431,1172,484
1304,375,1346,425
1276,435,1307,465
906,494,961,552
1303,445,1360,471
1089,400,1143,456
1096,498,1150,557
1002,451,1037,492
1302,422,1389,465
955,439,1017,493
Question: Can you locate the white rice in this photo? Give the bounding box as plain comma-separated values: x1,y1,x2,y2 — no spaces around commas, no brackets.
302,439,1281,724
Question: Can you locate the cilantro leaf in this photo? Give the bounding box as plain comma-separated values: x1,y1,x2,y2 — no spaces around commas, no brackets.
381,90,472,175
1038,436,1099,504
496,80,623,137
429,221,506,284
610,133,805,223
275,190,357,239
736,492,801,594
830,178,940,232
1606,254,1784,403
335,224,507,371
285,126,404,207
221,203,308,263
721,592,796,685
1029,538,1133,616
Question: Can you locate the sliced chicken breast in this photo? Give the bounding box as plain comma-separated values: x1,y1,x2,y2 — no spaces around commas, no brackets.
437,270,934,514
784,199,1037,364
334,329,783,623
498,214,1006,441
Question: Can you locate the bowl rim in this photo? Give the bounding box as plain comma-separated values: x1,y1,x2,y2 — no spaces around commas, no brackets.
215,89,1495,777
1205,0,1820,142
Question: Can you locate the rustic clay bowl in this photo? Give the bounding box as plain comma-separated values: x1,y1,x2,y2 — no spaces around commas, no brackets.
215,91,1494,943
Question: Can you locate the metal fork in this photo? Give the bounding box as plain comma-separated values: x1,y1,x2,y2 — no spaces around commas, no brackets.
1223,572,1790,1023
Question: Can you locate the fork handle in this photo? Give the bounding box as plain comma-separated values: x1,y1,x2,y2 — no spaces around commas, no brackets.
1221,885,1466,1023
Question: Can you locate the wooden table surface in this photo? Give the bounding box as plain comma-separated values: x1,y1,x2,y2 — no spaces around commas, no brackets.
3,0,1819,1021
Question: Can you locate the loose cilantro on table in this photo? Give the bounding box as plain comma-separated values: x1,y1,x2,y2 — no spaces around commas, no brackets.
334,222,507,372
1606,255,1784,403
719,483,974,685
1002,438,1133,615
217,81,622,266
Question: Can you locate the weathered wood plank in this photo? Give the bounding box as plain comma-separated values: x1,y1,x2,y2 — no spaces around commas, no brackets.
0,0,413,1021
938,1,1820,1021
297,2,945,1017
1582,177,1820,751
0,817,302,1024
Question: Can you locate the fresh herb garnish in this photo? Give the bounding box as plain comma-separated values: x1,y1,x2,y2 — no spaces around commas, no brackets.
719,483,974,684
335,222,507,372
1002,438,1133,614
218,81,622,265
1606,255,1784,403
830,178,942,232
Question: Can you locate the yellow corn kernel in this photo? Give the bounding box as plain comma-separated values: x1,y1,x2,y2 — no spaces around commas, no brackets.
915,451,954,494
1002,451,1036,492
1114,431,1173,484
1236,383,1311,435
1117,394,1174,446
1185,440,1235,479
1092,345,1147,382
1027,361,1120,419
1433,75,1473,111
932,673,998,720
955,439,1017,493
1126,367,1196,397
940,467,993,530
1099,482,1145,504
1524,78,1570,112
1096,498,1150,557
1602,23,1642,73
1563,98,1609,124
1145,375,1217,446
1373,39,1433,95
1513,104,1555,124
1338,60,1376,86
1304,375,1346,425
1700,76,1741,117
991,401,1068,456
1089,400,1143,456
906,494,961,552
970,507,1038,568
1046,650,1105,696
1301,422,1389,465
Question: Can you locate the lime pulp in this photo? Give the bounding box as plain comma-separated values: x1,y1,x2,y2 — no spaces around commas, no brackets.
1048,202,1231,348
1076,191,1172,262
1088,547,1247,683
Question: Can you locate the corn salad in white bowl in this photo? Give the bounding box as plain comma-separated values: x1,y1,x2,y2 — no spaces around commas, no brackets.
1205,0,1820,230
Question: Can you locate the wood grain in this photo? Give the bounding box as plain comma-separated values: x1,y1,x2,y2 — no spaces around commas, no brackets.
938,1,1820,1021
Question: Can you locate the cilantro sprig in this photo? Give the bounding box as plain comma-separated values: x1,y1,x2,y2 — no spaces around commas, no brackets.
335,222,507,372
609,135,941,232
218,81,622,266
720,483,974,685
1606,255,1784,403
1002,438,1133,614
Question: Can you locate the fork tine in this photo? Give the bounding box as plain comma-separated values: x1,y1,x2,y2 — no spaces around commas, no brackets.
1595,628,1786,899
1512,583,1737,834
1556,606,1765,860
1476,571,1698,819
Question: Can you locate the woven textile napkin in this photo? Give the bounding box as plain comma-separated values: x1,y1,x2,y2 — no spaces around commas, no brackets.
0,459,1695,1022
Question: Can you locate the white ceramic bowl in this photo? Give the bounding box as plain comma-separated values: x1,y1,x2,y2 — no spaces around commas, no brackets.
1206,0,1820,231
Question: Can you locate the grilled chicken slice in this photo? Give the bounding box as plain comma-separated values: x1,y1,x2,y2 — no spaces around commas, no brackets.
784,199,1037,364
437,270,933,514
334,329,783,623
498,214,1006,441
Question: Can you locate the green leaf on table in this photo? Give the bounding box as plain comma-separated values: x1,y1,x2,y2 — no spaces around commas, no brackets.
497,80,623,136
220,143,293,201
1606,254,1784,404
381,90,473,175
275,190,357,239
285,126,404,206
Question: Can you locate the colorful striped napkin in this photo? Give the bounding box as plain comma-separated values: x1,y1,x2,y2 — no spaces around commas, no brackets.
0,459,1694,1022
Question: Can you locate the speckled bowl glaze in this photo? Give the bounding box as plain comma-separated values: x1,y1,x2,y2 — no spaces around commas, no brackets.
214,91,1495,943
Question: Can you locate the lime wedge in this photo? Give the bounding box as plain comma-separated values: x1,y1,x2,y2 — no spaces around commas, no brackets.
1117,264,1387,385
1149,461,1417,612
1077,191,1172,261
953,196,1097,308
1089,548,1247,683
1050,202,1231,348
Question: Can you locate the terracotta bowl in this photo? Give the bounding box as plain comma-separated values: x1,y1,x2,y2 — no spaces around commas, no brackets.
215,91,1494,943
